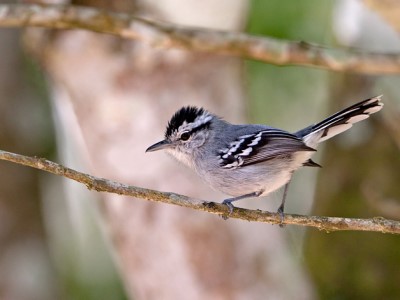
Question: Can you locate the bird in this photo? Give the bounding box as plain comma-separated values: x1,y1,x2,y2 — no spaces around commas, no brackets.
146,96,383,221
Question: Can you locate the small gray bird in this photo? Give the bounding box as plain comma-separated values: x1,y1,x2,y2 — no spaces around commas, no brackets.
146,96,383,220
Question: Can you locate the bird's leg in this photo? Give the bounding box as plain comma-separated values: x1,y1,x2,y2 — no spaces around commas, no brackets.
222,190,264,217
277,181,291,226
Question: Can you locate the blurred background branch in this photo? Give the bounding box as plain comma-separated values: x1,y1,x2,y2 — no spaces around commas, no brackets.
1,3,400,74
363,0,400,33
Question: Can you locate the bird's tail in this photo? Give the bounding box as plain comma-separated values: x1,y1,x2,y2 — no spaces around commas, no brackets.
296,95,383,147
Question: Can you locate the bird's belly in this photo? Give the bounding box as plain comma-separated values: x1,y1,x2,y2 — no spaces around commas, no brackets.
202,163,293,197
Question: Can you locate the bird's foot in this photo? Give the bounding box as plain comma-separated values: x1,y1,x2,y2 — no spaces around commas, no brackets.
222,200,235,220
277,205,285,228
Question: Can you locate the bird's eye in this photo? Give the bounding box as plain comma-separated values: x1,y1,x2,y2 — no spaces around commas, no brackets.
180,132,191,141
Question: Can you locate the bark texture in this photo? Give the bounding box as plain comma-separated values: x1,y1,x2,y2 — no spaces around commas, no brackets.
27,1,314,299
1,149,399,234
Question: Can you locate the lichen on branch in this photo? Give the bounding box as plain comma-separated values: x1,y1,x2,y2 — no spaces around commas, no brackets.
0,149,399,234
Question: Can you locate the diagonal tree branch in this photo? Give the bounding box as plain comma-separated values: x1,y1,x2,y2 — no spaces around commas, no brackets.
363,0,400,34
0,149,399,234
1,3,400,74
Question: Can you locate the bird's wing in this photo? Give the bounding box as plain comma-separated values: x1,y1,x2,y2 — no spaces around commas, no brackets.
218,129,315,169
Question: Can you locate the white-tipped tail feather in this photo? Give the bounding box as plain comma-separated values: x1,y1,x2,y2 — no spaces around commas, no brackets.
300,95,383,146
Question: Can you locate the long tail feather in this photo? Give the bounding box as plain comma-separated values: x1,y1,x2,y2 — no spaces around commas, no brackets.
297,95,383,146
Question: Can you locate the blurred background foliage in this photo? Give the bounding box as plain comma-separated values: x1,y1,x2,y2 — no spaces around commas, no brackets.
247,0,333,128
0,0,399,299
247,1,400,299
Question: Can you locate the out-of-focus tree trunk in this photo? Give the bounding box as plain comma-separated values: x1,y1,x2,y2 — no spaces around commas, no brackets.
0,25,57,300
27,1,315,299
306,1,400,298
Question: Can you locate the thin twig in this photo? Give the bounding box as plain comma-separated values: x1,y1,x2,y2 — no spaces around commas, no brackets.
0,149,399,234
1,4,400,74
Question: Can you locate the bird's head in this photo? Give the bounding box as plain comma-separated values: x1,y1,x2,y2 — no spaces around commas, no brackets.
146,106,215,166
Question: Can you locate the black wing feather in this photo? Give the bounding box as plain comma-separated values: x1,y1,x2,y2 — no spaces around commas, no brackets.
219,129,315,169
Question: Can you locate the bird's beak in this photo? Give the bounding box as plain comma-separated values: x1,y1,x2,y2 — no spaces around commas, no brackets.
145,140,173,152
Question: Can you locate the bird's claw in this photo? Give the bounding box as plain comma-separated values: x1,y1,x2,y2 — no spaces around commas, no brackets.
222,200,235,220
277,206,285,228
